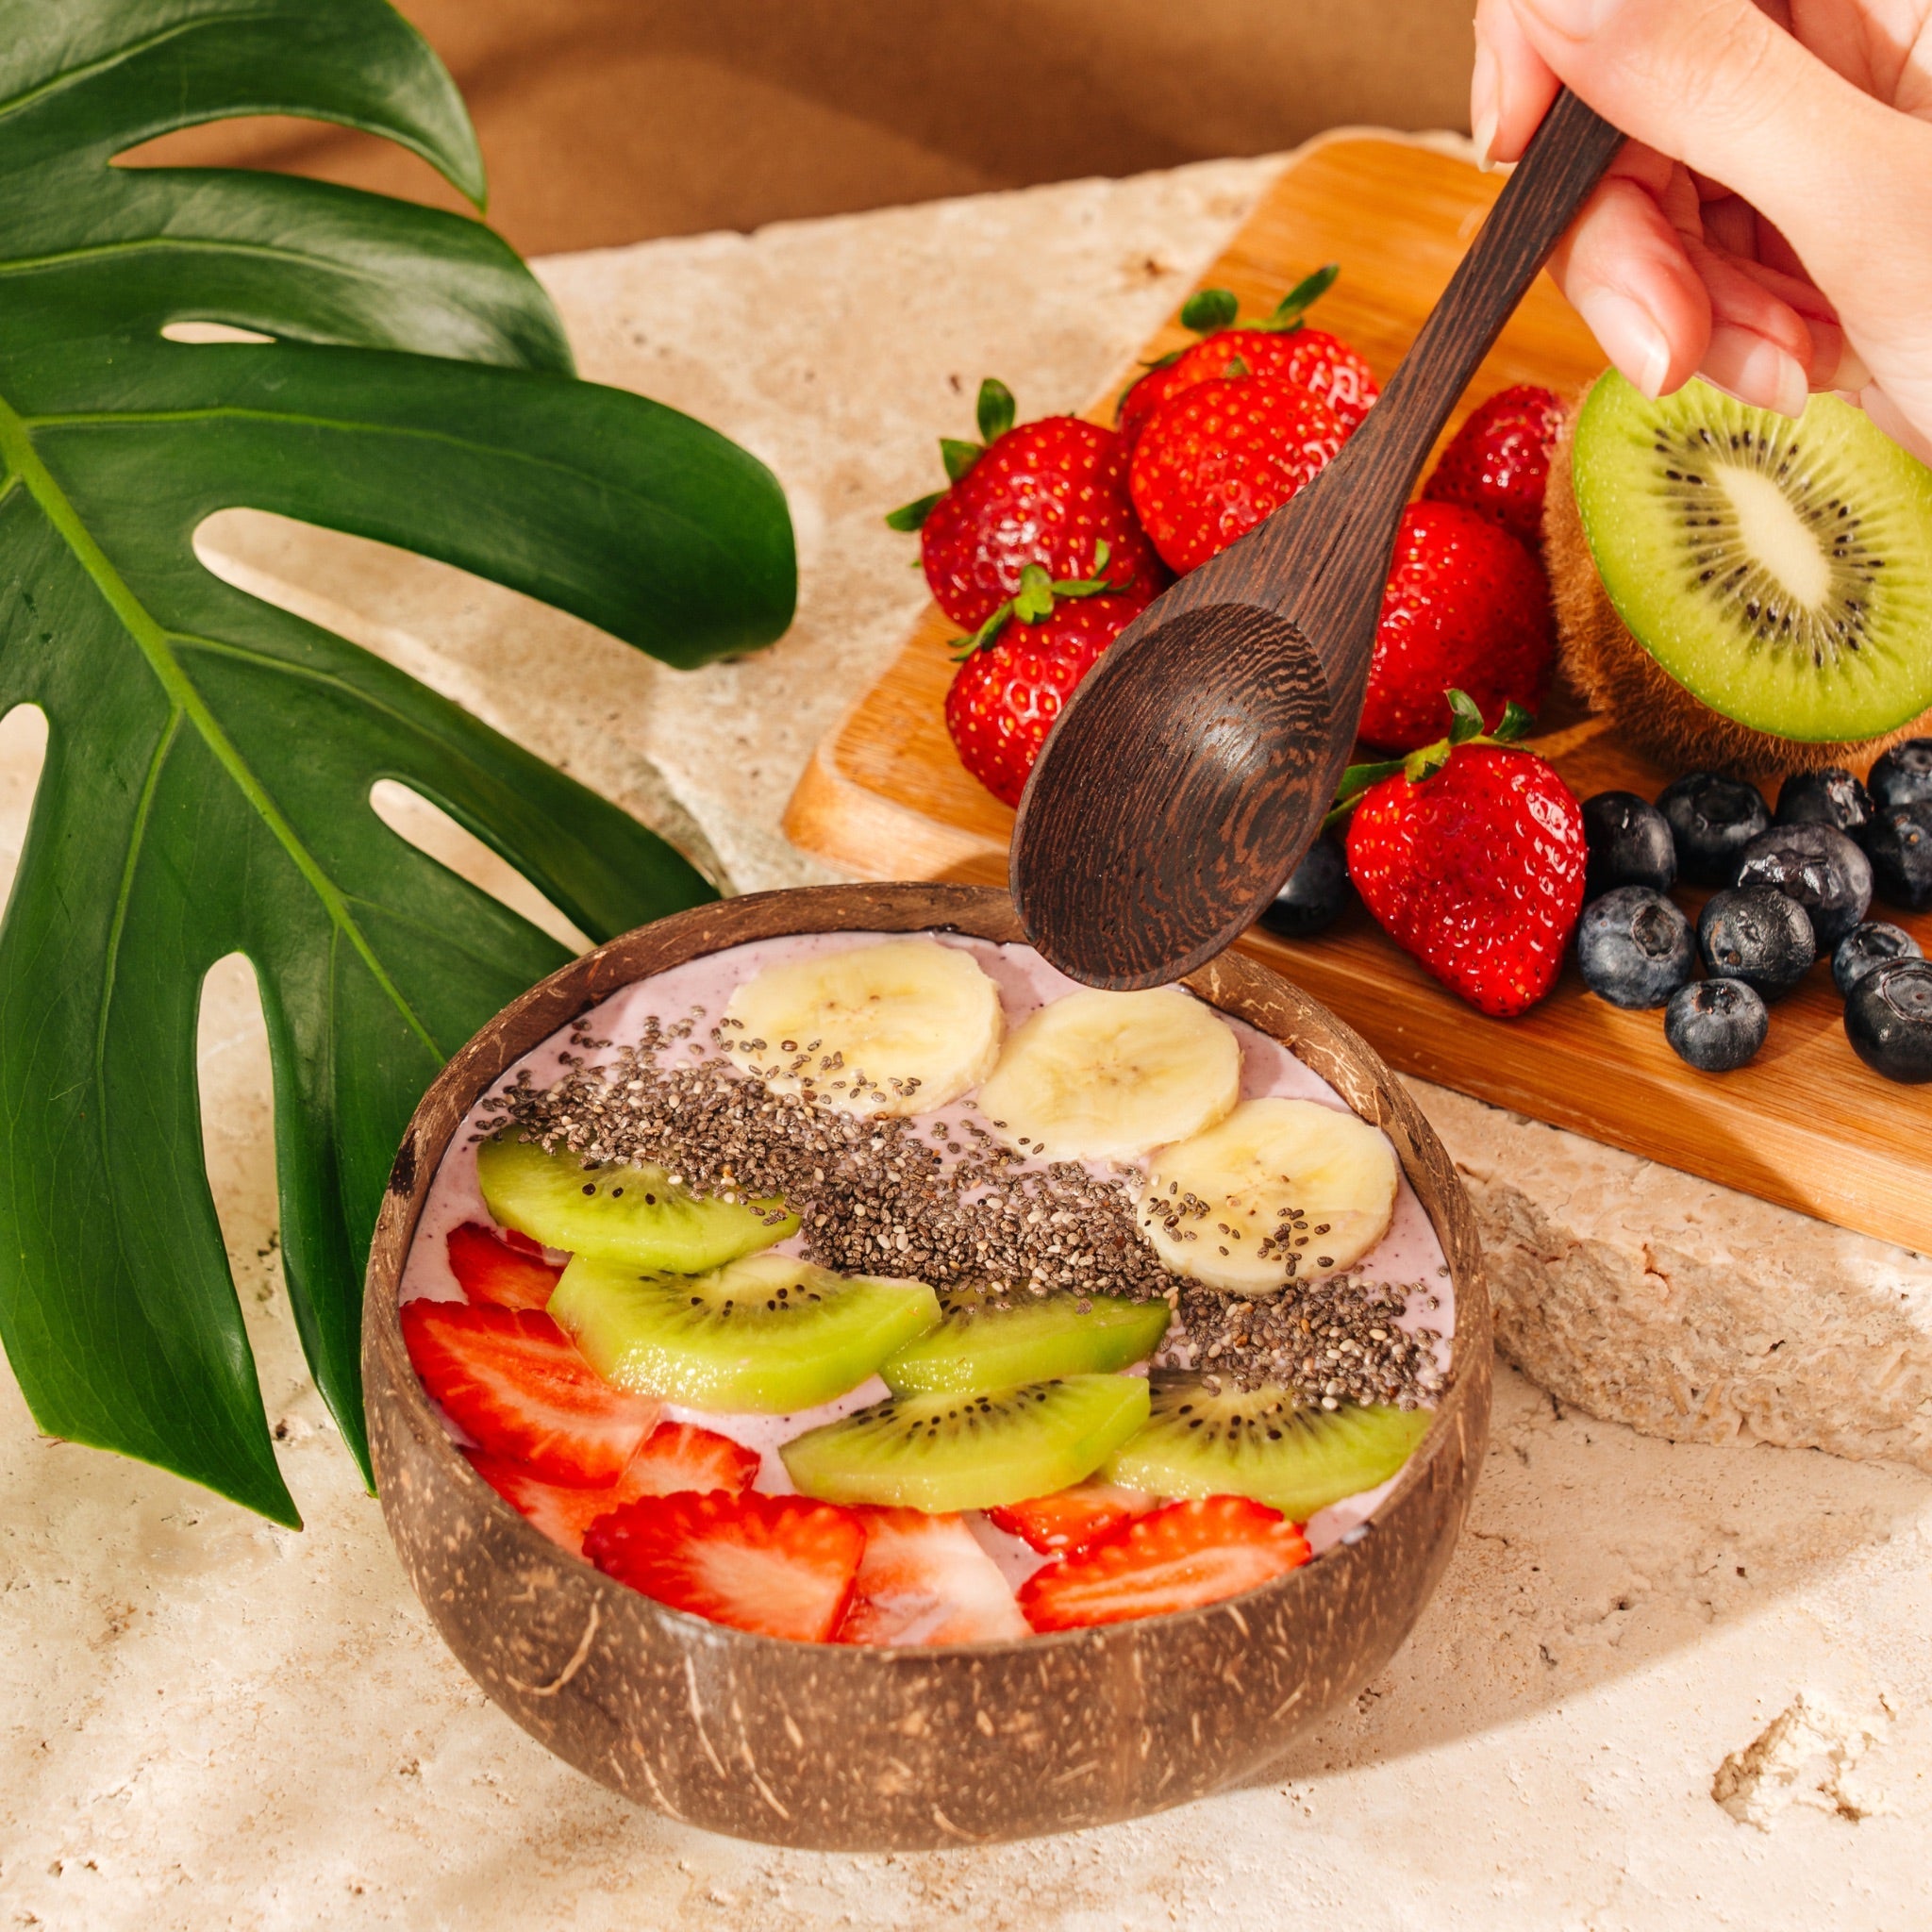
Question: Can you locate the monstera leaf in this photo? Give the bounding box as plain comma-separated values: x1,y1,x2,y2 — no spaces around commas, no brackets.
0,0,795,1524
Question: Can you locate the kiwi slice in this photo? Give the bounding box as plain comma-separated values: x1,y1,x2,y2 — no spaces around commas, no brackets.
1551,373,1932,775
476,1132,794,1271
548,1252,940,1413
780,1374,1151,1513
1104,1374,1429,1520
879,1290,1171,1397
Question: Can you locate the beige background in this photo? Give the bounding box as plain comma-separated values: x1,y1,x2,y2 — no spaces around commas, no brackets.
140,0,1477,252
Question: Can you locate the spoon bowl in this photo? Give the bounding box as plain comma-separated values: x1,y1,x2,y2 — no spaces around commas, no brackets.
1012,89,1624,988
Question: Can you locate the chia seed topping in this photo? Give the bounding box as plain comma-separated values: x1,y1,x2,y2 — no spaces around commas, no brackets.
471,1002,1449,1418
476,1012,1181,1301
1158,1276,1445,1410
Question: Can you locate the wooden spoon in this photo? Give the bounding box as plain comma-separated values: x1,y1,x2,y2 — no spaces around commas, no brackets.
1010,90,1624,988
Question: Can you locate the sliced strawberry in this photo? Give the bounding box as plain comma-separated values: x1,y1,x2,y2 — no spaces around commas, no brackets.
1018,1495,1311,1632
446,1220,563,1311
463,1419,758,1557
838,1507,1028,1646
584,1490,868,1642
624,1420,762,1499
988,1481,1157,1558
401,1300,657,1486
463,1449,613,1555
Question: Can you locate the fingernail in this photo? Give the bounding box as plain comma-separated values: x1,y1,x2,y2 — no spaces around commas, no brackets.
1523,0,1620,33
1471,42,1500,172
1705,325,1809,420
1574,289,1671,399
1825,340,1872,395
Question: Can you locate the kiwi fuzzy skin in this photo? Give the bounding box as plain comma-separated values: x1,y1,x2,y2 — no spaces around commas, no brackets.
1542,395,1932,780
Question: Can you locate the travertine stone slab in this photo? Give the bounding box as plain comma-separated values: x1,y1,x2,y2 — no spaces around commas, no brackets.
1418,1080,1932,1472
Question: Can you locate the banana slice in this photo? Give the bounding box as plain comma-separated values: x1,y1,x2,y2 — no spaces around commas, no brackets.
1140,1096,1398,1293
722,938,1003,1116
975,986,1241,1162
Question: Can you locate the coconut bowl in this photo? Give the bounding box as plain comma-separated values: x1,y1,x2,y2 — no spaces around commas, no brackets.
363,881,1489,1850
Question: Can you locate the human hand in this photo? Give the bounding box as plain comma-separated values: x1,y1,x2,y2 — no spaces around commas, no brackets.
1472,0,1932,461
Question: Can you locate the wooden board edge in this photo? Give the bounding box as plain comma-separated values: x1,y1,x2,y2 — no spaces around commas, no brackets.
1229,926,1931,1257
781,736,1006,882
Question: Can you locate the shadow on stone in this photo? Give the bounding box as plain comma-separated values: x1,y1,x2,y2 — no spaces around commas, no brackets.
1244,1363,1929,1784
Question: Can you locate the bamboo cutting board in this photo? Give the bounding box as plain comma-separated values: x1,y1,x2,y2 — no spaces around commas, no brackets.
784,134,1932,1255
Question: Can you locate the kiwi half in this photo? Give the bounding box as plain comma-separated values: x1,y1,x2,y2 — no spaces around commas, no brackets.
1103,1374,1428,1520
548,1252,940,1413
780,1374,1151,1513
879,1290,1171,1398
1548,373,1932,777
477,1133,794,1272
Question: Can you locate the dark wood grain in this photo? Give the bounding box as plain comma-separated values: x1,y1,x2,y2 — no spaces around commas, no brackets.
363,883,1489,1849
1011,91,1624,990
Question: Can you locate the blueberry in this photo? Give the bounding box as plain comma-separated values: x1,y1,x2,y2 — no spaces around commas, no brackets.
1695,886,1816,999
1575,887,1696,1008
1832,921,1924,997
1844,958,1932,1084
1664,978,1769,1072
1868,738,1932,811
1656,772,1772,885
1863,801,1932,911
1774,766,1873,837
1258,834,1352,939
1731,823,1872,949
1582,791,1675,895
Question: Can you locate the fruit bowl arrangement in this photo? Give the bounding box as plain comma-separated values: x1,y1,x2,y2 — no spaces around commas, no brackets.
363,882,1487,1849
893,277,1932,1083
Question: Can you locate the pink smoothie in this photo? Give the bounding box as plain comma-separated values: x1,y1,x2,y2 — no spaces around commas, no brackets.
401,930,1453,1569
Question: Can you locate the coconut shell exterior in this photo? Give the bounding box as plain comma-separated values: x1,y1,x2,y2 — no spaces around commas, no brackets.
362,883,1489,1850
1544,395,1932,779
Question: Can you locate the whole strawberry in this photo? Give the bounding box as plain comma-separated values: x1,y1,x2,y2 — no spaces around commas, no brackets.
1130,375,1345,574
1116,356,1198,452
1116,269,1370,444
1360,502,1553,752
1422,384,1565,552
1343,699,1585,1018
889,378,1164,629
944,547,1137,808
1152,326,1380,437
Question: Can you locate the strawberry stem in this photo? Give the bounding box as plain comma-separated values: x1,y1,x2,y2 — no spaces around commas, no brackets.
884,490,944,532
1179,288,1240,333
889,378,1019,524
1321,687,1538,829
940,436,982,483
975,377,1016,444
947,541,1123,661
1254,261,1340,333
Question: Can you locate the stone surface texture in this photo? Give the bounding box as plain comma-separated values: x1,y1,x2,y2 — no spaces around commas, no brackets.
4,147,1931,1925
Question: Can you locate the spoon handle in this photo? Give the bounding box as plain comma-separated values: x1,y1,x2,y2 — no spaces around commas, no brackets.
1359,88,1624,488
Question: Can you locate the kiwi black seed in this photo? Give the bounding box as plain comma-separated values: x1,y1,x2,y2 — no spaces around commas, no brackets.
1548,375,1932,777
